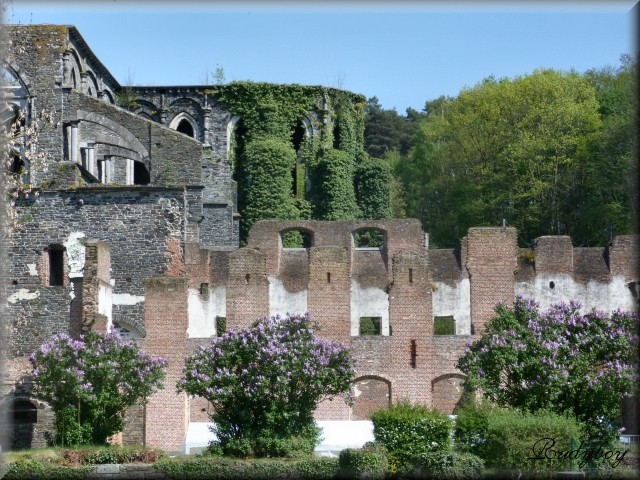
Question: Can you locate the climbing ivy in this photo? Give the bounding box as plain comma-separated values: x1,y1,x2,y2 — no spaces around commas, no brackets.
355,158,392,220
208,82,385,241
312,148,361,220
240,137,300,240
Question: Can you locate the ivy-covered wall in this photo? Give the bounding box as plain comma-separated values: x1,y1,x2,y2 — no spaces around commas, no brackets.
128,81,392,244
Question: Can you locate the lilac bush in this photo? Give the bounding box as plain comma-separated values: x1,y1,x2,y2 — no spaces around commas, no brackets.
29,331,167,446
457,297,638,439
178,312,355,456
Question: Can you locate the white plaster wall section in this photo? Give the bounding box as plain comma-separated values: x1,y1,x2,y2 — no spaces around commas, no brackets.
112,293,145,305
7,289,40,304
211,286,226,319
515,274,637,315
64,231,86,279
27,264,38,276
268,277,308,317
187,288,214,338
99,281,113,331
350,280,389,336
431,279,471,335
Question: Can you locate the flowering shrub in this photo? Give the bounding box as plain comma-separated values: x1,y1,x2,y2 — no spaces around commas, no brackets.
29,332,167,446
178,313,355,457
457,297,638,439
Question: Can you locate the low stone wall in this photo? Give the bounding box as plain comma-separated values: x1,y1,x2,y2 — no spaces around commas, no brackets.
87,464,168,480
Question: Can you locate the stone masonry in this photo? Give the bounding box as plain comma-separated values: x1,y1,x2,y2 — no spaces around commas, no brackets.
2,24,638,452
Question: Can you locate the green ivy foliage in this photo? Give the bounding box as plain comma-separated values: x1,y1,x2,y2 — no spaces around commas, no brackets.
354,158,392,220
312,149,361,220
240,138,300,240
207,82,384,241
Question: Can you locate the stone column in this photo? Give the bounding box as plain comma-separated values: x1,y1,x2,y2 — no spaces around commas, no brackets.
70,121,79,163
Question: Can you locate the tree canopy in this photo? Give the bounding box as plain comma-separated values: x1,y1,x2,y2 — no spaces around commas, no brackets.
390,59,636,247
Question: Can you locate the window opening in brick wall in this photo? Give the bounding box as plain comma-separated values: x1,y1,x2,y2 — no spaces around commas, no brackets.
245,273,250,284
359,317,382,336
410,340,417,368
48,245,65,286
327,272,331,283
215,316,227,337
409,268,413,283
353,229,385,249
200,283,209,296
281,229,313,249
434,315,455,335
133,161,150,185
549,281,555,289
12,399,37,424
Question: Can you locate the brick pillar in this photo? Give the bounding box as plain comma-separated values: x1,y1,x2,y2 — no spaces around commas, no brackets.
226,248,269,329
388,250,432,405
466,227,517,334
307,246,351,340
608,235,640,280
143,277,188,453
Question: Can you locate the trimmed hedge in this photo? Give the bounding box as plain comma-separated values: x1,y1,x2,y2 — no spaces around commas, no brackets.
371,401,452,473
155,456,339,480
338,448,388,480
476,408,583,475
415,451,484,480
3,459,92,480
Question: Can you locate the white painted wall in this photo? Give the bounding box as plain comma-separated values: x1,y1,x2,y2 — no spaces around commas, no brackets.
99,281,113,330
350,280,389,336
187,286,226,338
268,277,307,317
64,231,86,279
432,279,471,335
516,274,638,314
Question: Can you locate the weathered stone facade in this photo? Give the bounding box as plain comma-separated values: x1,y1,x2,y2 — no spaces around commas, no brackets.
2,25,638,453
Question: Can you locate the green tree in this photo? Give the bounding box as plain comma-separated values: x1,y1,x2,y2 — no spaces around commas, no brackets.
363,97,421,158
398,70,605,247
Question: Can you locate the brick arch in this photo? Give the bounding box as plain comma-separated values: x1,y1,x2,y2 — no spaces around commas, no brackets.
133,99,159,120
0,395,53,449
431,373,466,414
279,226,314,249
351,375,391,420
351,226,387,249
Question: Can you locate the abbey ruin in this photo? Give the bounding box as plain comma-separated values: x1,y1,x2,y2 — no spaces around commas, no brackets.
2,25,638,452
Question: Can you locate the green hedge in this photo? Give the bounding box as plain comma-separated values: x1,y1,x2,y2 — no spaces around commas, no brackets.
338,448,388,479
415,450,484,480
454,401,494,455
3,459,92,480
477,408,583,475
155,456,339,480
371,401,452,473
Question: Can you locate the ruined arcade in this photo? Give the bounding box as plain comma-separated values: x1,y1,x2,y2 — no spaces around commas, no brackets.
2,25,638,452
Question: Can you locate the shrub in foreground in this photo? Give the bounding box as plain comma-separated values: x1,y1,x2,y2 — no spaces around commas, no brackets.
415,451,484,480
371,400,452,473
178,313,355,457
339,447,388,479
478,408,583,475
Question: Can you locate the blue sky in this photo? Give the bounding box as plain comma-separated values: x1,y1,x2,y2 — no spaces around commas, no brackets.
7,1,637,113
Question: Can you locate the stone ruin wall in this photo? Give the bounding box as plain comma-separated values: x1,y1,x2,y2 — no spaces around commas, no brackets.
135,220,639,451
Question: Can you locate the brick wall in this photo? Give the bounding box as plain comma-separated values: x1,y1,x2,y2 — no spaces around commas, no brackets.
466,227,518,334
143,277,189,453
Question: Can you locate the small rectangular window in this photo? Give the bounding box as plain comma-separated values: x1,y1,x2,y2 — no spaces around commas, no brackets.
359,317,382,336
434,316,455,335
215,316,227,337
200,283,209,296
49,247,64,286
